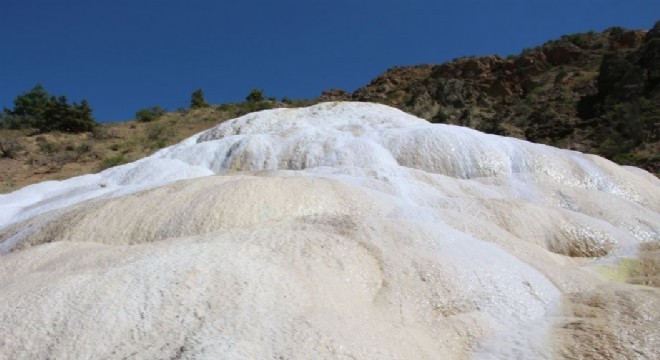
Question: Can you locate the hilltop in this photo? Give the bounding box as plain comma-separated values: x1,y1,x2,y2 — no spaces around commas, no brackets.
331,22,659,173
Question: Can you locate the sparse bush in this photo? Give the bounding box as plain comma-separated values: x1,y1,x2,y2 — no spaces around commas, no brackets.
244,100,273,113
3,84,96,133
246,88,265,102
608,26,625,41
567,34,587,48
0,138,21,158
278,97,317,108
38,141,55,154
526,86,545,100
75,143,91,154
101,154,127,170
432,108,450,123
601,98,657,153
91,126,116,139
476,118,505,135
136,106,166,122
190,89,209,109
216,97,276,118
147,123,167,140
145,123,174,149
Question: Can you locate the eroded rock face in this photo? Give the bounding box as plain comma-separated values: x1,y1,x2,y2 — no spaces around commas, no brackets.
348,24,659,172
0,102,658,359
319,88,352,101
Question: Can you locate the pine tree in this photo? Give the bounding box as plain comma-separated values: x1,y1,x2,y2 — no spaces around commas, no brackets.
246,88,265,102
4,84,96,132
190,89,209,108
4,84,50,129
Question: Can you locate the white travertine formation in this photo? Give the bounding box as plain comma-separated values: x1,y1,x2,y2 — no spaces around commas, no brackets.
0,102,658,359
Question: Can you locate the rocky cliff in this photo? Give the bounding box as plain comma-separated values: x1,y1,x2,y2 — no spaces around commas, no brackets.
335,22,659,173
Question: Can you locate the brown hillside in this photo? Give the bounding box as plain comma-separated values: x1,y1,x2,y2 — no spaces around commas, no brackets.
0,99,324,193
349,23,659,173
0,107,223,193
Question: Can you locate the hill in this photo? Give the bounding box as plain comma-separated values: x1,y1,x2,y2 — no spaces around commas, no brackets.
1,22,658,193
336,22,659,172
0,99,315,192
1,102,658,358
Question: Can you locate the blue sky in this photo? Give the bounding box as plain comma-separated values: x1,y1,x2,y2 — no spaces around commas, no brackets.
1,1,658,122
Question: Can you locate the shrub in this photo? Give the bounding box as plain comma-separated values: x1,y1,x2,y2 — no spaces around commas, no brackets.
246,88,265,102
75,143,91,154
38,141,54,153
91,126,116,139
608,26,625,41
476,118,505,135
3,84,96,132
432,108,450,123
147,123,167,140
567,34,587,48
190,89,209,109
0,138,21,158
135,106,166,122
101,154,127,170
521,48,534,55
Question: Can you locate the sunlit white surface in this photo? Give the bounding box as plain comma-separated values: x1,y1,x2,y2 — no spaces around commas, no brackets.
0,102,658,359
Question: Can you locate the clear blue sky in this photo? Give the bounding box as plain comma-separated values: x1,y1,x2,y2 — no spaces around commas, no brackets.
1,0,658,122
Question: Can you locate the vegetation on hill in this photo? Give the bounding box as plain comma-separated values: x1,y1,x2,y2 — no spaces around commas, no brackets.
135,106,166,122
347,22,659,172
0,88,317,192
1,84,96,133
190,89,210,109
1,23,658,193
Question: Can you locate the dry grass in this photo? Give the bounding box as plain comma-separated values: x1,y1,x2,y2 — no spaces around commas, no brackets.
628,242,660,287
0,106,248,193
555,285,660,359
0,99,323,193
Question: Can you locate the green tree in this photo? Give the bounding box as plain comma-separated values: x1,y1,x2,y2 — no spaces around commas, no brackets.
246,88,265,102
3,84,96,132
67,99,95,132
3,84,50,129
190,89,209,108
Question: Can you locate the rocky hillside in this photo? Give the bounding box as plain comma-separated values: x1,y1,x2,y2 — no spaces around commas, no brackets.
327,22,659,173
1,23,657,193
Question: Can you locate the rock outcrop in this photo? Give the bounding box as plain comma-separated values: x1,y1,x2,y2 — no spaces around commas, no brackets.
343,23,659,173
